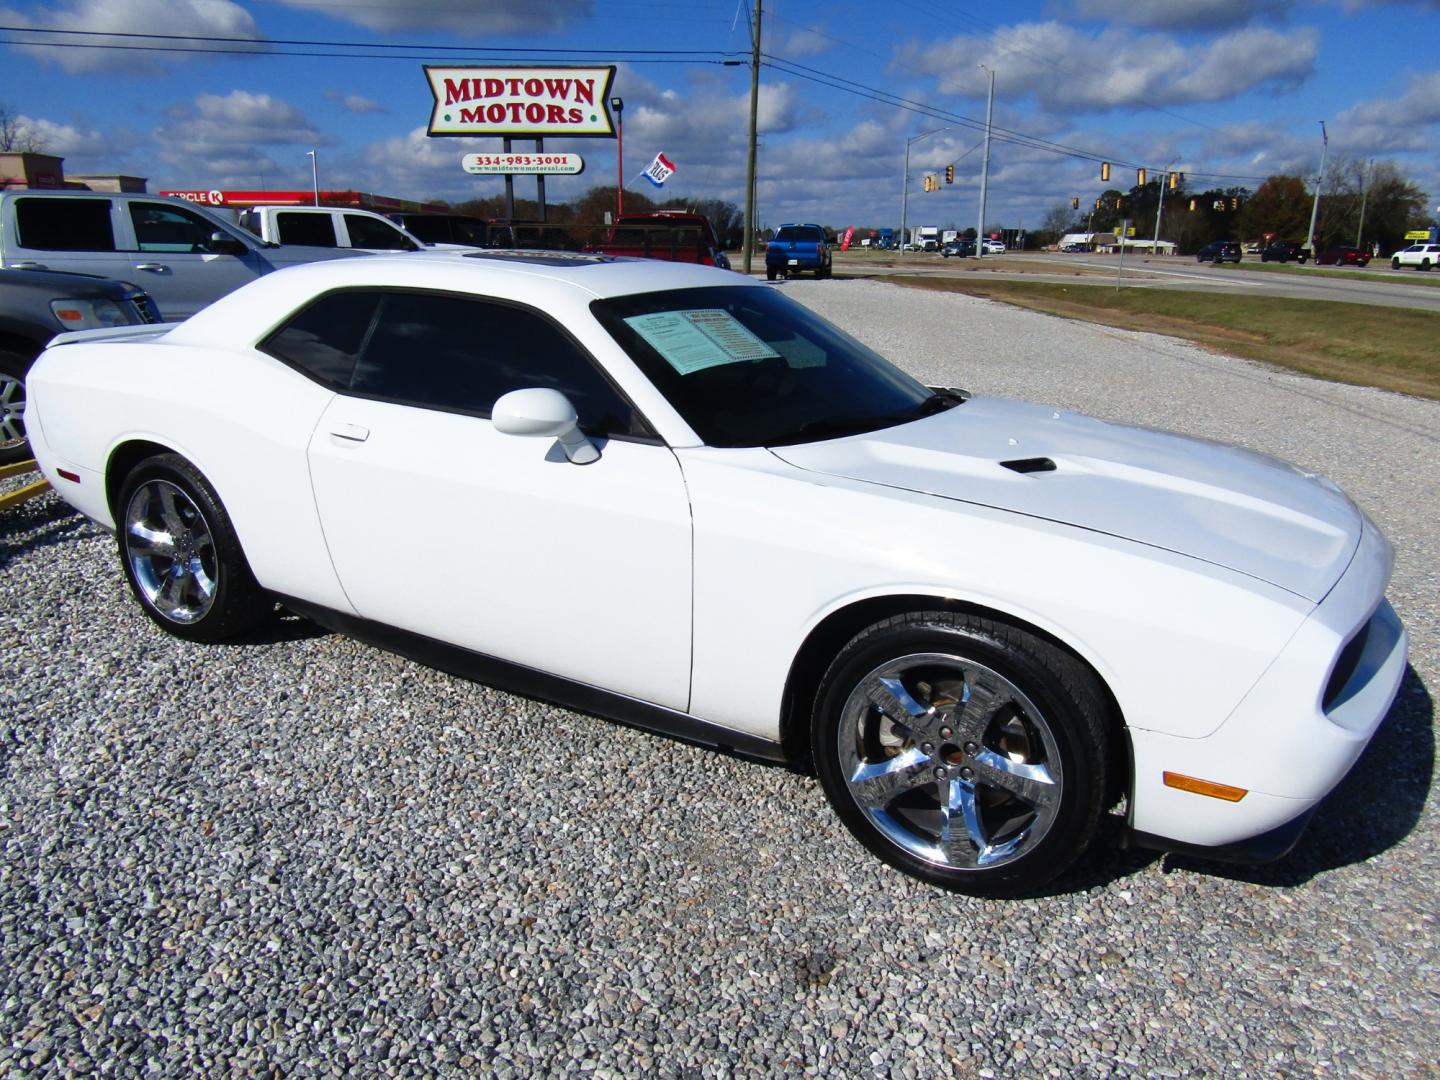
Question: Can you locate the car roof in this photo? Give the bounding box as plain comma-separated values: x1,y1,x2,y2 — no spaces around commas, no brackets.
165,250,749,346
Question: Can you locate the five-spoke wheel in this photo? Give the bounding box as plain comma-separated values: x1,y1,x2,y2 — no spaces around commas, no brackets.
814,613,1110,896
116,454,269,642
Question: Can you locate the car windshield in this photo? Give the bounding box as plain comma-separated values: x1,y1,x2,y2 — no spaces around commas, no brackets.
591,285,950,448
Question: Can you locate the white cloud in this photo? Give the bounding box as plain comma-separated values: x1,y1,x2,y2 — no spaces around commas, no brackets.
325,91,385,115
776,22,836,59
1333,72,1440,153
274,0,591,34
0,0,263,74
900,22,1318,112
1069,0,1291,29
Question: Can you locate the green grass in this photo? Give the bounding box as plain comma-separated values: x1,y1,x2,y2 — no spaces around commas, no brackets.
891,277,1440,399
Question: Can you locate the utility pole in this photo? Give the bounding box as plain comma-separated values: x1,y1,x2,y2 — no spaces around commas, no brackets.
306,150,319,206
975,64,995,259
1153,159,1175,257
1356,157,1374,248
741,0,762,275
1305,120,1328,255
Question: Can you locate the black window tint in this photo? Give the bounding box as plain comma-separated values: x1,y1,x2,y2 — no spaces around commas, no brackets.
276,213,337,246
345,213,413,250
350,292,641,436
399,216,449,243
130,202,219,253
260,290,380,388
15,198,115,251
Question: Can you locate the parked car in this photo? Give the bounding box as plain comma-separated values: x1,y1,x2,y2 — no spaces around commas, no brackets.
386,212,488,248
0,190,363,320
1196,241,1242,264
1316,246,1371,267
0,267,158,464
1260,241,1308,264
238,206,426,253
981,239,1006,254
1390,243,1440,271
765,223,831,280
941,239,975,258
26,253,1406,897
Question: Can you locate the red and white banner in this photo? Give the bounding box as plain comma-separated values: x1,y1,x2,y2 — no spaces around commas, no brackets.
643,152,677,187
840,226,855,252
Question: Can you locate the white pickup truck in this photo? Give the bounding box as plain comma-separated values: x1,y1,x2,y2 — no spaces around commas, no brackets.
0,190,361,320
237,206,428,252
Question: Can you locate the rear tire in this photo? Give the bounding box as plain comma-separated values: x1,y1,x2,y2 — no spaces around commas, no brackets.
766,267,777,281
1422,259,1432,272
812,611,1112,897
115,454,269,642
0,349,33,467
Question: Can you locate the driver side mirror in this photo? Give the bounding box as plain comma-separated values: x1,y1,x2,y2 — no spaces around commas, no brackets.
492,388,599,464
204,231,249,257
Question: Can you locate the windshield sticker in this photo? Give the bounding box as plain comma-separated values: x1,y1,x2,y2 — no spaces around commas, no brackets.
624,309,779,375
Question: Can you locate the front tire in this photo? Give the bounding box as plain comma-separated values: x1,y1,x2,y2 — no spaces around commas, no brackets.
116,454,269,642
1392,257,1401,270
812,612,1111,897
0,349,32,466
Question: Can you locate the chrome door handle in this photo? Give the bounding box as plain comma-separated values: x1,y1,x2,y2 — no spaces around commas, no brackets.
133,263,169,272
328,423,370,443
9,261,47,270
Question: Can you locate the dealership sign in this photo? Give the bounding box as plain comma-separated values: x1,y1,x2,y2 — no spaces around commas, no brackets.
462,152,585,176
426,65,616,138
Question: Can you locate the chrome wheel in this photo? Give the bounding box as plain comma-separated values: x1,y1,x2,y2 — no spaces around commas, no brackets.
836,651,1062,871
123,479,218,624
0,368,24,455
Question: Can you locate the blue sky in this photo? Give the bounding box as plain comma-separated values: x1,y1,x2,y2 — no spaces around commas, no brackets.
2,0,1437,231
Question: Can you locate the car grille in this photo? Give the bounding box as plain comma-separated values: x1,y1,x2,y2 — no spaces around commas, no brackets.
128,293,161,324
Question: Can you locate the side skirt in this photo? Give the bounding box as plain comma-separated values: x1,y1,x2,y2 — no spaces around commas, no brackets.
276,595,789,766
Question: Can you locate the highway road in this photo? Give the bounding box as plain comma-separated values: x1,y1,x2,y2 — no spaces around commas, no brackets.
831,251,1440,312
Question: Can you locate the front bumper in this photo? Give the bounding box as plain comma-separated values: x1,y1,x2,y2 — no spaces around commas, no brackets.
1126,518,1407,855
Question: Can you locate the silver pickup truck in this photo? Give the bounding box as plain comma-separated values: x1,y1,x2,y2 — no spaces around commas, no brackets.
0,190,363,321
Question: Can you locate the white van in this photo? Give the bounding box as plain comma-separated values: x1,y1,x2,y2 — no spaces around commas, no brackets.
238,206,426,253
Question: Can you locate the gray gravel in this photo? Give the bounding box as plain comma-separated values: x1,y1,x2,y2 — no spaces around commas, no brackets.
2,277,1436,1077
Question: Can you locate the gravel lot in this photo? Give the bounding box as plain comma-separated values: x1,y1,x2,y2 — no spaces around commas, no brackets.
3,277,1436,1077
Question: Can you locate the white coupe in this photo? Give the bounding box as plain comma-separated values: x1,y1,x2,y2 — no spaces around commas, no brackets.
25,253,1407,896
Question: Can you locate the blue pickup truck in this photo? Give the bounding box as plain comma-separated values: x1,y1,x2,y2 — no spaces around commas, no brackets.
766,223,831,280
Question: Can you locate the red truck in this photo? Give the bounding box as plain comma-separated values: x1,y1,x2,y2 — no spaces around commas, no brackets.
590,211,732,269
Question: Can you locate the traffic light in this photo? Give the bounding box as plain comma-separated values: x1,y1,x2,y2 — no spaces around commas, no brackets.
945,164,954,185
1137,168,1146,187
1100,162,1110,182
1094,197,1102,209
1168,171,1178,191
923,175,932,192
1071,197,1080,209
1189,198,1197,211
1231,197,1240,210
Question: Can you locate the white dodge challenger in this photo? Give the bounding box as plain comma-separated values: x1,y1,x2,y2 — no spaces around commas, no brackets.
24,252,1407,897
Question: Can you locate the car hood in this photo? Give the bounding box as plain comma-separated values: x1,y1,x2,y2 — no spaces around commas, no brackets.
770,396,1361,602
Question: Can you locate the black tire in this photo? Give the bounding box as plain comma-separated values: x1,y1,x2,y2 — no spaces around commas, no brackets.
767,266,777,281
0,348,33,467
115,454,269,643
812,611,1112,897
818,261,832,279
1392,258,1401,270
1422,259,1432,272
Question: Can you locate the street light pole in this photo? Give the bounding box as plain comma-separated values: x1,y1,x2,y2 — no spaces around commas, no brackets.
975,64,995,259
1305,120,1328,255
1355,157,1374,248
899,125,951,255
610,96,624,218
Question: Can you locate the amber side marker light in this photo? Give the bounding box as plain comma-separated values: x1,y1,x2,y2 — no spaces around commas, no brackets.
1163,772,1248,802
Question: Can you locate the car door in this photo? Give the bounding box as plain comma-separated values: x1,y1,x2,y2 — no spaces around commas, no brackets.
300,288,694,711
122,199,268,319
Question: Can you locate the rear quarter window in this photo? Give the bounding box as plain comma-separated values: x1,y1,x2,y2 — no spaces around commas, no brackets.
15,197,116,251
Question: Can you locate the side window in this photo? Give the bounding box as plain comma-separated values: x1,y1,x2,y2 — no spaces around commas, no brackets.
259,290,381,388
349,292,642,436
130,202,223,253
275,212,337,247
15,197,115,251
344,214,415,250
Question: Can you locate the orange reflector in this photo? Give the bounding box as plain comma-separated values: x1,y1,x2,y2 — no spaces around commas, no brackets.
1163,771,1247,802
52,307,85,323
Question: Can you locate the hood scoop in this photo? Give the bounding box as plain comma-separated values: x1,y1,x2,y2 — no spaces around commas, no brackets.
1000,456,1056,474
